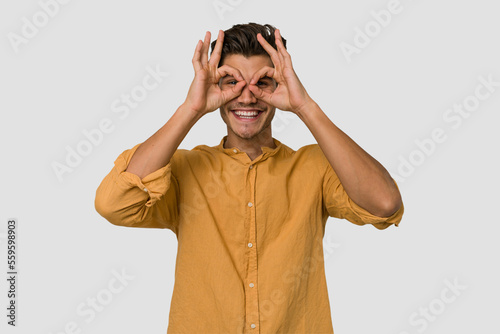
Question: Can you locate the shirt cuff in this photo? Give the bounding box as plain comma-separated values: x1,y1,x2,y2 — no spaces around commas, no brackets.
112,143,172,207
347,198,405,230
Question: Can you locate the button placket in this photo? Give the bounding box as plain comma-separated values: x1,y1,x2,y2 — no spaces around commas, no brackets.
245,161,260,332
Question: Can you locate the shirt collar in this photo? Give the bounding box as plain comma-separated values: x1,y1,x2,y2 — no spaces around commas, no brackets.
215,135,283,160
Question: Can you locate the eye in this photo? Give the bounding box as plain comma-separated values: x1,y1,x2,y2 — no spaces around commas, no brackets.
256,80,267,87
228,80,238,85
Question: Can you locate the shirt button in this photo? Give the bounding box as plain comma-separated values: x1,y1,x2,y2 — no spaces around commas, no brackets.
249,165,253,169
143,187,148,192
233,149,237,153
249,283,254,288
248,202,253,207
250,324,256,329
248,243,253,248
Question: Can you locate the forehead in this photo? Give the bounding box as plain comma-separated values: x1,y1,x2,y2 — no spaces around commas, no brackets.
220,54,273,77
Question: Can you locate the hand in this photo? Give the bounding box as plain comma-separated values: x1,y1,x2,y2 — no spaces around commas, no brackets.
248,29,314,114
183,30,247,116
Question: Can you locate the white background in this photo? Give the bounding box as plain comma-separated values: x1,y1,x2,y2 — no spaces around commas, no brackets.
1,0,499,333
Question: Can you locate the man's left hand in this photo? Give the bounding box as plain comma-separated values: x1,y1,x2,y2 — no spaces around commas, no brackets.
248,29,314,115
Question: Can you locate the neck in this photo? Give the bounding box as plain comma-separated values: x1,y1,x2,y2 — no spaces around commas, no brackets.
224,129,276,160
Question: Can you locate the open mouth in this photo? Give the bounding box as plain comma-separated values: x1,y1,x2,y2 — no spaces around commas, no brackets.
231,109,263,121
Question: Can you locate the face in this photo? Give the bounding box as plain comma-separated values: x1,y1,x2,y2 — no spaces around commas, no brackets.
219,54,277,141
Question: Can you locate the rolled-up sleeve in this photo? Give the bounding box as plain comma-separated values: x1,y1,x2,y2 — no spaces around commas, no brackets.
320,150,404,230
95,143,179,232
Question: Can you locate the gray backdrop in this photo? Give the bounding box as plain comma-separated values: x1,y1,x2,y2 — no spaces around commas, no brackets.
1,0,499,333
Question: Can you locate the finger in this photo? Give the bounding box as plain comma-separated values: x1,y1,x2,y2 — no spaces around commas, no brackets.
200,31,211,66
222,80,246,102
273,30,286,65
275,29,292,67
209,30,224,67
192,40,203,72
248,84,273,105
216,64,244,82
256,33,281,67
256,33,277,56
250,66,275,85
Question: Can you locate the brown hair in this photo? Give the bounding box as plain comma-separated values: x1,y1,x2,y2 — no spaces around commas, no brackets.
210,22,286,66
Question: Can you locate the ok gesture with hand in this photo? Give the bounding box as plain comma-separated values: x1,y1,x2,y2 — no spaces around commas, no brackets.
184,30,247,116
248,29,314,115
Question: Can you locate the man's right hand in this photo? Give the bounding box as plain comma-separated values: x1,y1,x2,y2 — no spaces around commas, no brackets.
126,30,244,179
183,30,247,116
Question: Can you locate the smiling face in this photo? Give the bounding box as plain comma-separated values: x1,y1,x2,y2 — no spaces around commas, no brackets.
219,54,277,141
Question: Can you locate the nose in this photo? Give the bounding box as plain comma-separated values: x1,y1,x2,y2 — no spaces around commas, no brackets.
236,82,257,104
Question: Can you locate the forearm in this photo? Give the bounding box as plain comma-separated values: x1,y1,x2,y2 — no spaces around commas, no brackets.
126,104,202,179
296,101,402,217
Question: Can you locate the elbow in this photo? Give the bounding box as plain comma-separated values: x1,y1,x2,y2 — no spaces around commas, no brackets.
94,190,124,226
95,199,129,227
374,193,403,218
95,194,114,224
95,191,148,228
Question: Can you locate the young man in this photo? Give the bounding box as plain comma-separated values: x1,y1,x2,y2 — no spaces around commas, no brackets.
95,23,404,333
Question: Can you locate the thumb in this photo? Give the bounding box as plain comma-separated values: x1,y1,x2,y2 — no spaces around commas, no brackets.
248,84,273,106
221,80,246,103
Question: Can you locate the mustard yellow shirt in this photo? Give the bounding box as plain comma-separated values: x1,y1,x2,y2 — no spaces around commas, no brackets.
95,136,404,334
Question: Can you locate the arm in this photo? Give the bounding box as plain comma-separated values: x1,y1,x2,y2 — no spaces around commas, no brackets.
95,30,246,228
297,102,402,217
126,30,246,179
125,104,200,179
249,29,402,218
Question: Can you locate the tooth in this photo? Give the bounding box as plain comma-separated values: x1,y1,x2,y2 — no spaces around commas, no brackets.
235,111,258,116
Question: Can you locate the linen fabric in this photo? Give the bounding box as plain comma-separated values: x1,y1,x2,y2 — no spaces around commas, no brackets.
95,136,404,334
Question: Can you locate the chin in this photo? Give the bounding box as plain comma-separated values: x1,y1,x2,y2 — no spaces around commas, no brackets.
232,128,259,140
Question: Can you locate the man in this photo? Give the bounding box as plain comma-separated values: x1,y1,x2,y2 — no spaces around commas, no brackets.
95,23,404,334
